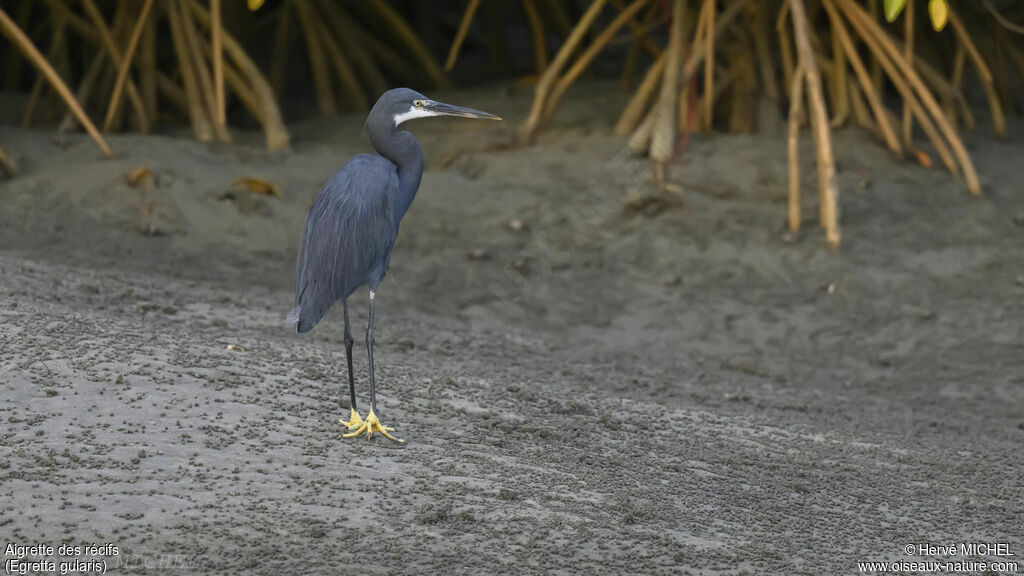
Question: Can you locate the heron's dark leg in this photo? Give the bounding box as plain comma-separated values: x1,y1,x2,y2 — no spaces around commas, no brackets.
366,289,378,413
339,299,364,431
343,288,402,442
343,299,357,411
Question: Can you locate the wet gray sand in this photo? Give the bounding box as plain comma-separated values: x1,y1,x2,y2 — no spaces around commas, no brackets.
1,85,1022,574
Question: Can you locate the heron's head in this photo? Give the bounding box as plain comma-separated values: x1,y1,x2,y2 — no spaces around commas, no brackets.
368,88,501,130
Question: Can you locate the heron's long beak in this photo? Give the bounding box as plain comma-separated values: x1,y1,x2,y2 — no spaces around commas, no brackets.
425,100,501,121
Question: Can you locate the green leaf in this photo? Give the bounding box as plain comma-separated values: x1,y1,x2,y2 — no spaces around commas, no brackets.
929,0,949,31
884,0,908,22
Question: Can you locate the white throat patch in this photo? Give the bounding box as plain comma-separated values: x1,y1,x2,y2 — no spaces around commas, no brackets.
393,105,439,126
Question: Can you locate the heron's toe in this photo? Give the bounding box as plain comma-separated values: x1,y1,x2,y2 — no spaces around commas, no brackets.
339,407,365,431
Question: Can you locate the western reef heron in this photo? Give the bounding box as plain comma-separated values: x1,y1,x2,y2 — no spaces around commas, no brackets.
288,88,501,442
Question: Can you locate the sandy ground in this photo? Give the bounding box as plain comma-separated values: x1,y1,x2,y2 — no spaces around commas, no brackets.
1,84,1022,575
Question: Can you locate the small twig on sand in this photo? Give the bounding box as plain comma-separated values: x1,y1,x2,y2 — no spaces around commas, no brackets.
127,167,158,235
0,146,17,178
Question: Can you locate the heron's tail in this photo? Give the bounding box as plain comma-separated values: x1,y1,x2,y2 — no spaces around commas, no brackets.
286,304,324,334
286,307,301,332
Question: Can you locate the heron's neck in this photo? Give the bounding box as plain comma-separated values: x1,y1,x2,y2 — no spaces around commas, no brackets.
371,129,423,226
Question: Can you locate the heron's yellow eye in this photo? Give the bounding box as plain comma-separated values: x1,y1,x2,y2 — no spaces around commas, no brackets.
413,100,424,108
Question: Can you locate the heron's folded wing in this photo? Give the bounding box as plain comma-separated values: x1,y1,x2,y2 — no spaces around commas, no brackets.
292,156,398,331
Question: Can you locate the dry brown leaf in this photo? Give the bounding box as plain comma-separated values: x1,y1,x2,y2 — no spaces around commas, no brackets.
914,149,933,168
126,166,153,187
231,177,281,198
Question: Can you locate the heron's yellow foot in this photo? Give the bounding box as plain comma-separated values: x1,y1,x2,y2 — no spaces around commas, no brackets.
342,409,403,442
339,407,364,431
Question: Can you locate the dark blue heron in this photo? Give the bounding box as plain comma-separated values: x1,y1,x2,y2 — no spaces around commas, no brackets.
288,88,500,442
